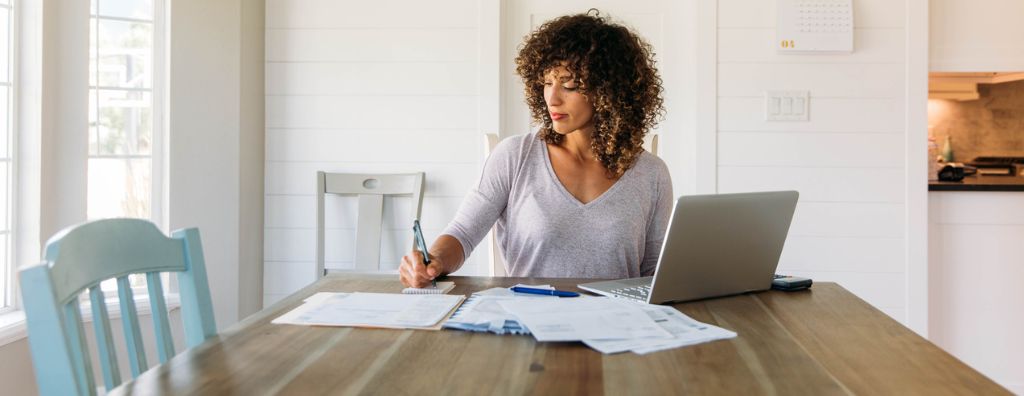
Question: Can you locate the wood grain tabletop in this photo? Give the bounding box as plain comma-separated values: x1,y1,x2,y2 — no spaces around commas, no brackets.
109,274,1009,395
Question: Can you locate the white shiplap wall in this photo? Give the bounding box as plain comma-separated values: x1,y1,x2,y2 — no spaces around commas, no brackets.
715,0,908,321
263,0,490,305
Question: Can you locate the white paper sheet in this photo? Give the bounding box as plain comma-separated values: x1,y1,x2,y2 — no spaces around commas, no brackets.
303,292,337,304
512,284,555,290
402,281,456,294
497,298,672,342
582,303,737,354
474,287,517,297
450,295,514,330
444,294,527,333
474,285,557,298
629,325,737,355
273,292,464,329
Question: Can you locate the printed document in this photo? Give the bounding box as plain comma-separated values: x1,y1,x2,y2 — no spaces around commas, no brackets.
273,292,464,329
442,285,559,335
497,297,672,342
582,303,737,354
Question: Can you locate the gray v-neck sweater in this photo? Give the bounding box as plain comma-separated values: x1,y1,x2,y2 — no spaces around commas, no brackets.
442,132,674,279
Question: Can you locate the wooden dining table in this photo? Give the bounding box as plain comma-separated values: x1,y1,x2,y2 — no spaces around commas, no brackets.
111,274,1008,395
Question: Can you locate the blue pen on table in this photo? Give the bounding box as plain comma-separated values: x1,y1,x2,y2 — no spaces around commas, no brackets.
412,219,436,287
510,286,580,297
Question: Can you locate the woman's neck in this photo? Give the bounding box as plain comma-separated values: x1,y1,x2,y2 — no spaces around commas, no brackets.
560,126,597,162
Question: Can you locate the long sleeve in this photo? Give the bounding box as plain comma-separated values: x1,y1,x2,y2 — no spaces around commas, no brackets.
640,160,674,276
441,136,523,260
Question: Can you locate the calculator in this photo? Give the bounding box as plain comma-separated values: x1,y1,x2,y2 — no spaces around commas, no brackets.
772,274,813,291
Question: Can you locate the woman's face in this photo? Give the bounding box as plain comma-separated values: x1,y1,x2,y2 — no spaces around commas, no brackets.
543,65,594,135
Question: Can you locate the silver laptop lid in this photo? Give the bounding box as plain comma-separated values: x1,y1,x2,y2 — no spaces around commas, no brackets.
647,191,799,304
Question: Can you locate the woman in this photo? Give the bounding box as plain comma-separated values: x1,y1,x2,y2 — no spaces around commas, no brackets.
400,10,672,288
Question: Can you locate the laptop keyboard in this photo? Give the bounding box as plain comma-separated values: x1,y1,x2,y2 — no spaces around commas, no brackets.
609,284,651,302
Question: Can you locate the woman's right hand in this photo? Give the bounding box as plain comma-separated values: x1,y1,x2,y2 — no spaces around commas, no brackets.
399,250,444,288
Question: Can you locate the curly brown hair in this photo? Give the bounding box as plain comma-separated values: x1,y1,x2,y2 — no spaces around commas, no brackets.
515,10,665,178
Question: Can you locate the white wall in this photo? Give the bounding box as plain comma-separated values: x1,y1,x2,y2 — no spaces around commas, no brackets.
38,0,89,248
262,0,490,305
168,0,238,328
0,337,37,395
168,0,265,326
714,0,911,322
239,0,267,323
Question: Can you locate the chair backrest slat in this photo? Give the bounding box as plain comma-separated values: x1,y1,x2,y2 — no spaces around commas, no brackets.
146,272,176,363
316,173,326,279
354,194,384,272
172,228,218,347
117,276,148,377
62,302,96,396
316,172,425,277
88,286,121,391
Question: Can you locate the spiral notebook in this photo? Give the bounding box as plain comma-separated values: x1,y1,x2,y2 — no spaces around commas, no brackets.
402,281,455,294
443,294,530,335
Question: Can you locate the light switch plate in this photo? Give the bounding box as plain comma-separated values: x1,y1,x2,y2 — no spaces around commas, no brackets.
765,91,809,121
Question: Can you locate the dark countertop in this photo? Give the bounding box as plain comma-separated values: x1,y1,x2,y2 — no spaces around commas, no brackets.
929,174,1024,191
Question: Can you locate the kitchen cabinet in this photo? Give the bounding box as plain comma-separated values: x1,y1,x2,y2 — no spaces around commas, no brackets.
930,0,1024,72
928,72,1024,101
928,191,1024,393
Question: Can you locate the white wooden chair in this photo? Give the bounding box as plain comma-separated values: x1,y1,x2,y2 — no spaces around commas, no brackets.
483,134,507,277
646,133,660,156
316,171,425,278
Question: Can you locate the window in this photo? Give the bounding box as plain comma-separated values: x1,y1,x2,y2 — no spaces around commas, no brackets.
88,0,159,222
0,0,14,312
89,0,162,291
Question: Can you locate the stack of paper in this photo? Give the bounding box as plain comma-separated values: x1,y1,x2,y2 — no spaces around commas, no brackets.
443,294,530,334
442,285,559,334
497,297,737,355
272,292,464,330
497,297,671,341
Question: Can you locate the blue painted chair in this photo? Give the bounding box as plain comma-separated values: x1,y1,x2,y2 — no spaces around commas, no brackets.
19,218,217,395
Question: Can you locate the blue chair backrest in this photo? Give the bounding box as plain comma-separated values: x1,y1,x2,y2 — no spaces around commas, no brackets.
19,218,217,395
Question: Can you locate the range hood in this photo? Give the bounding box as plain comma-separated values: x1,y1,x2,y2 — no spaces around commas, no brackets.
929,72,1024,101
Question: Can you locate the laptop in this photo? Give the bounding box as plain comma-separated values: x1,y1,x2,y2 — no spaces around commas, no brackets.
578,191,799,304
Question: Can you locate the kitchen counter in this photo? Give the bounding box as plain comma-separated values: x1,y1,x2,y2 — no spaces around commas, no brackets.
929,175,1024,191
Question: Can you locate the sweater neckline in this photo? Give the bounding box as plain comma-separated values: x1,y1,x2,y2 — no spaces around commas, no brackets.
538,138,638,208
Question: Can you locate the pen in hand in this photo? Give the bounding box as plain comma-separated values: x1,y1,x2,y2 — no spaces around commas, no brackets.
412,220,436,287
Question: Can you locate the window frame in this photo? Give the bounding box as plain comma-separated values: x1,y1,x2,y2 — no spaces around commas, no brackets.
0,0,17,314
0,0,181,348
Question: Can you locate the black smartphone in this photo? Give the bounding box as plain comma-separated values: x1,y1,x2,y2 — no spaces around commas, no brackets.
772,274,812,291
